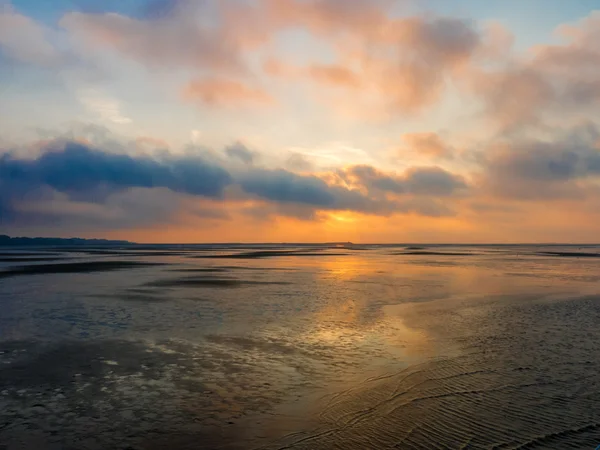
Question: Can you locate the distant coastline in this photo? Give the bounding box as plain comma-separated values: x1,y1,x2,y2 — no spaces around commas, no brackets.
0,236,597,247
0,235,133,247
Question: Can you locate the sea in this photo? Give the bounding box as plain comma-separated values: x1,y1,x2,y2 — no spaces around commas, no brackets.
1,243,599,449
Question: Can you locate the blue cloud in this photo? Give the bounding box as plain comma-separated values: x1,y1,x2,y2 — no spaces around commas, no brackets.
0,139,467,234
225,143,256,165
484,125,600,199
342,165,468,196
404,167,468,196
0,141,233,200
240,169,337,207
239,167,413,215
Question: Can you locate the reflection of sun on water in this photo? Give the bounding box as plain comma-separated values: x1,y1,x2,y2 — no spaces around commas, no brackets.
319,255,366,280
302,255,435,361
381,304,433,358
309,297,361,344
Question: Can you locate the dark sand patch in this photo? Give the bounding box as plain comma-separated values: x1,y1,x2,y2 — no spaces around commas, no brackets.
218,265,296,271
0,338,325,449
393,251,473,256
56,249,188,256
145,276,292,288
0,340,162,390
0,340,236,448
0,261,165,278
538,251,600,258
194,250,350,259
0,257,69,262
169,267,231,273
0,252,61,257
93,290,168,303
170,266,297,273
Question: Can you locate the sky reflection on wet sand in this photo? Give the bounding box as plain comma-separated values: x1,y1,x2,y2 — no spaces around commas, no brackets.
1,245,600,448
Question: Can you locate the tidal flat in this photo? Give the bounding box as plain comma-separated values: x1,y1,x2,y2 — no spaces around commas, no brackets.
1,244,599,449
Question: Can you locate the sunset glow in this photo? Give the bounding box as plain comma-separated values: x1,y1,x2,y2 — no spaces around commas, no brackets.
2,0,600,242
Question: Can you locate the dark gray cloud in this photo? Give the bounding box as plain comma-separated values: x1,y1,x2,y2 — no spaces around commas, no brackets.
3,141,401,218
238,166,460,216
418,17,480,62
404,167,468,196
483,125,600,199
0,141,232,201
0,139,470,234
0,194,14,223
239,168,336,207
342,165,468,196
238,167,400,215
344,165,403,193
225,142,256,165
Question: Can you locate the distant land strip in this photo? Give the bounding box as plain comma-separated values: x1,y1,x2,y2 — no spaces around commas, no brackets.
0,235,133,247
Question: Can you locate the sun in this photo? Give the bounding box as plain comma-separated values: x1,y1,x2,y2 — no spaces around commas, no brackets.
328,212,358,223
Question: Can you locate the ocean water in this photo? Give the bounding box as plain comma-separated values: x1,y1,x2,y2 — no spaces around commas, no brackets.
0,244,599,449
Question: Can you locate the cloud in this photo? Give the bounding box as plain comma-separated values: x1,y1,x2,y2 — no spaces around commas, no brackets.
264,13,483,117
400,132,454,159
0,4,61,66
469,12,600,131
1,138,470,232
285,152,314,172
134,136,170,152
262,0,392,36
260,7,600,124
404,167,468,196
138,0,188,19
57,1,488,117
225,142,256,164
350,16,481,115
341,165,403,193
52,0,600,124
0,141,233,201
77,88,132,124
239,168,339,207
307,64,360,88
481,124,600,200
236,167,401,217
60,4,245,73
287,142,376,167
181,78,274,108
470,66,553,131
0,188,16,222
341,165,468,196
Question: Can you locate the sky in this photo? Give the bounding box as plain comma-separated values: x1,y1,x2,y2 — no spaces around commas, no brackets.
1,0,600,243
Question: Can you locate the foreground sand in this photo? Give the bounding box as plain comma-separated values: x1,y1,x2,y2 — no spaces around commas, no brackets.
0,244,599,449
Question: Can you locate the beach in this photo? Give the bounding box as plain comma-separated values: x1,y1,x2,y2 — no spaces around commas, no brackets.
1,244,599,449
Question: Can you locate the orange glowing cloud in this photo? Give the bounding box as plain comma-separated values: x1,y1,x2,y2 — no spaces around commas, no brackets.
60,7,245,73
307,64,360,88
181,78,274,108
260,9,485,117
400,132,454,159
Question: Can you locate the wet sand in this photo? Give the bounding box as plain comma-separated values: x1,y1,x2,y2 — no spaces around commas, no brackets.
0,245,599,449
